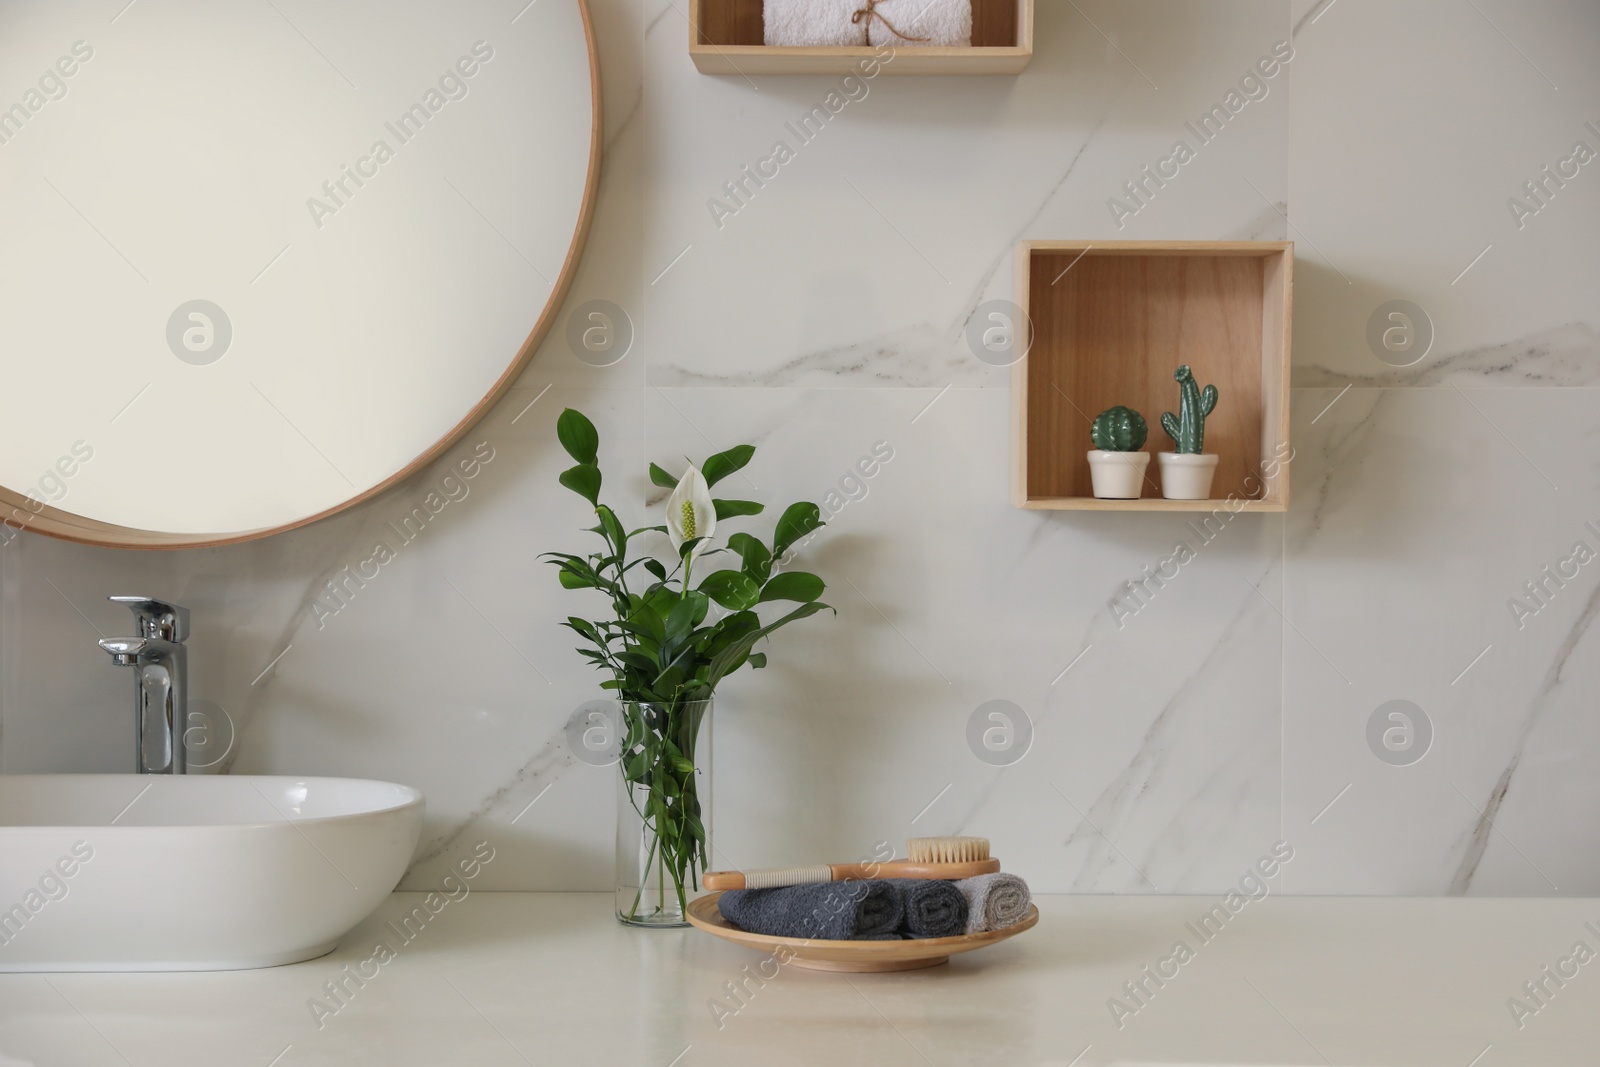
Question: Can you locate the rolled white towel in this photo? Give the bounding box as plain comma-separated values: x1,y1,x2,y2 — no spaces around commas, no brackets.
955,872,1031,934
864,0,972,47
763,0,973,48
764,0,870,47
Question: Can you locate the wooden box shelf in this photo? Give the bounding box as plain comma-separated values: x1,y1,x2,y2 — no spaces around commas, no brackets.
1012,241,1293,512
689,0,1033,75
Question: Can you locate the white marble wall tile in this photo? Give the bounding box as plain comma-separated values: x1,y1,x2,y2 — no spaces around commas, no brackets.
1289,0,1600,387
1279,0,1600,896
1284,386,1600,893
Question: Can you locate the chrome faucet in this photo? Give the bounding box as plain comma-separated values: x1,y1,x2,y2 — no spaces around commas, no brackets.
98,596,190,775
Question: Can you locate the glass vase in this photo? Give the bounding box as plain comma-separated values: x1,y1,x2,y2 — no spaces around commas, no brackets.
615,698,712,927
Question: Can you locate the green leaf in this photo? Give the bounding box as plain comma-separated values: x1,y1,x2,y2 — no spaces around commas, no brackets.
706,610,759,650
643,559,668,582
772,501,824,560
648,463,678,489
595,504,627,553
628,594,668,643
713,498,764,520
618,651,659,675
726,533,772,584
702,444,755,488
698,569,760,611
559,463,601,506
564,617,604,645
643,585,680,614
664,592,706,649
747,653,767,669
653,662,690,693
705,601,833,690
556,409,600,465
557,567,596,590
758,571,824,604
663,740,696,775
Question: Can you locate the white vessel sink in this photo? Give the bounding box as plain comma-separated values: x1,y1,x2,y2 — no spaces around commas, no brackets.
0,774,423,972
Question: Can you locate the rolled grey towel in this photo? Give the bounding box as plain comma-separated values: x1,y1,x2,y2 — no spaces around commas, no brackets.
887,879,968,939
955,873,1031,934
717,880,904,940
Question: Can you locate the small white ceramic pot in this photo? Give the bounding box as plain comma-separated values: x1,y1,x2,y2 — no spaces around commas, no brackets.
1158,452,1219,500
1087,450,1151,499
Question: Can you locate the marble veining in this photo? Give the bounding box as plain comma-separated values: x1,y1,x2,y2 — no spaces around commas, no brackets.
1293,322,1600,390
1450,578,1600,894
400,724,577,888
644,112,1114,390
1053,566,1280,892
645,323,998,388
1283,386,1388,555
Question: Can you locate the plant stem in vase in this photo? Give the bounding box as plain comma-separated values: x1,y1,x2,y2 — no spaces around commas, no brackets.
615,699,712,926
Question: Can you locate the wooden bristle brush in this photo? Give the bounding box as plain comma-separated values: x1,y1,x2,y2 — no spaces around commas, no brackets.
702,837,997,891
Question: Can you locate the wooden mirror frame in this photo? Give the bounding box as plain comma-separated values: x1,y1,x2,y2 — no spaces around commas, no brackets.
0,0,602,551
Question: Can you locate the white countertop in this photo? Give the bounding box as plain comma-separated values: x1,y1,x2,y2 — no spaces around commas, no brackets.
1,893,1596,1066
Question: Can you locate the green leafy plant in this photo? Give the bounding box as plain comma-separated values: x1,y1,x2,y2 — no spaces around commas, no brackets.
544,409,833,922
1160,365,1219,454
1090,406,1148,452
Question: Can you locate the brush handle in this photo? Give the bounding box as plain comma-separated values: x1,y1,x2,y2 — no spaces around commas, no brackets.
702,865,834,891
701,857,1000,891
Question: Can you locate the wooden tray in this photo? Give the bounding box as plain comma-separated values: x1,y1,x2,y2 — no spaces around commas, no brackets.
686,893,1038,972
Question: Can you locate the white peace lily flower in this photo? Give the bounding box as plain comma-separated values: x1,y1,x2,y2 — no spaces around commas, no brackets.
666,465,715,562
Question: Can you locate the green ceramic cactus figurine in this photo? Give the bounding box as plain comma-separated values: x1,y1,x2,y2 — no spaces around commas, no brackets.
1160,365,1219,454
1091,406,1148,452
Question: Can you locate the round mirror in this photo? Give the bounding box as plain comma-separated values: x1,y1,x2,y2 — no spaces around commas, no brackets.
0,0,599,547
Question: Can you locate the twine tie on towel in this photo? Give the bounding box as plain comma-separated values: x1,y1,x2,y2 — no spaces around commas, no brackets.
851,0,931,45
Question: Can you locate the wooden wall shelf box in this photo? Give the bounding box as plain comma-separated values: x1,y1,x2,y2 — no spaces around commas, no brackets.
689,0,1033,75
1012,240,1293,512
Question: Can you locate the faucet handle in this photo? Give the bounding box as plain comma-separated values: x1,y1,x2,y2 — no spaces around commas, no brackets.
108,596,190,643
98,636,150,665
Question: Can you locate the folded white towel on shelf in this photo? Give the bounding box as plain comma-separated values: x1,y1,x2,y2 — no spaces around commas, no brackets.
865,0,972,47
764,0,870,47
763,0,973,48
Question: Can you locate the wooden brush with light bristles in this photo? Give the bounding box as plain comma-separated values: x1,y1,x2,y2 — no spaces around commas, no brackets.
702,836,996,891
906,836,990,864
